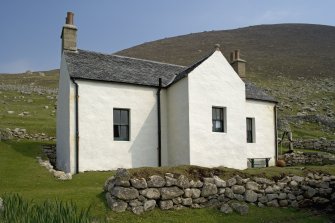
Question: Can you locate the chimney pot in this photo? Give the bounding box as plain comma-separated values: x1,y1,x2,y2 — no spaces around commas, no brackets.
230,52,234,62
61,12,77,53
66,12,74,25
230,49,246,79
234,50,240,60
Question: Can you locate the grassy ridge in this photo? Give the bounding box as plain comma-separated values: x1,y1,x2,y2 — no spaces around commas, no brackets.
0,69,59,88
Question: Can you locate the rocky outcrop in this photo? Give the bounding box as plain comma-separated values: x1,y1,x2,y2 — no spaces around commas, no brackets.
11,128,56,141
104,169,335,215
0,128,13,141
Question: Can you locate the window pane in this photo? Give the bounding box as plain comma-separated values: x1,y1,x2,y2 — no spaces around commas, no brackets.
216,109,222,120
215,120,222,129
212,107,225,132
114,125,120,138
247,118,252,131
120,126,128,140
113,109,120,124
246,118,253,143
121,110,128,125
247,131,252,143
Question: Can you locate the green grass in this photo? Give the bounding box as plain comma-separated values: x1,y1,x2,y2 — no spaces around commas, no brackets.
0,91,56,135
0,140,334,222
290,122,335,140
1,194,94,223
278,144,334,156
104,206,329,223
0,140,111,217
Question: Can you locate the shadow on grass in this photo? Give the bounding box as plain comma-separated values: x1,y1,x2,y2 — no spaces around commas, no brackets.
96,191,108,209
3,140,49,159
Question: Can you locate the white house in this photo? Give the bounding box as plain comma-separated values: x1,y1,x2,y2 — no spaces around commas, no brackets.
56,12,278,174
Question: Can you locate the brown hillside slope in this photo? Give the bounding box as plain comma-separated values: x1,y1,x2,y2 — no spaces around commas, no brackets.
117,24,335,79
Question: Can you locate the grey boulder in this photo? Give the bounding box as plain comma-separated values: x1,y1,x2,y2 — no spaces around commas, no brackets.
245,190,258,203
144,200,156,211
201,183,218,197
132,206,144,215
220,203,233,214
130,178,147,189
160,200,173,210
160,187,184,200
176,175,190,188
230,202,249,215
147,175,165,187
112,186,139,200
141,188,160,199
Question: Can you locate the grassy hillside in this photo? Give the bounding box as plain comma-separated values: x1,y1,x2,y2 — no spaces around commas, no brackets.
117,24,335,79
0,24,334,139
0,70,58,135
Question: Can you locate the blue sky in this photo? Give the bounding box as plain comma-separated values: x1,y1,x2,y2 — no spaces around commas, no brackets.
1,0,335,73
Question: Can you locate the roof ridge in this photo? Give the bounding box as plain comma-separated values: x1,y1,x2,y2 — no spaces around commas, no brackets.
112,54,186,68
76,49,186,68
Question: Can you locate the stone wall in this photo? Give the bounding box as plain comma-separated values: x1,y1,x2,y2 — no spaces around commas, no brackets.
283,152,335,166
104,169,335,215
42,144,56,167
291,139,335,153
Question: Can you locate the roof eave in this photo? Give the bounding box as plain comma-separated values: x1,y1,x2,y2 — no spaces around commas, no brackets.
246,97,278,104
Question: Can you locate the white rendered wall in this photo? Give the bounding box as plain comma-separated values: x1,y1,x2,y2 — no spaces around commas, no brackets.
77,81,159,171
56,56,69,172
167,78,190,165
246,100,276,166
160,90,169,166
69,80,76,173
188,50,248,170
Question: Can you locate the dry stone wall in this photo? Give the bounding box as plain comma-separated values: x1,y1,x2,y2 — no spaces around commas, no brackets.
283,152,335,166
292,139,335,153
104,169,335,215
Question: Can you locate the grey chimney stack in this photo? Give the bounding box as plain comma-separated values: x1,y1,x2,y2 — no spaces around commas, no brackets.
230,49,246,78
61,12,77,53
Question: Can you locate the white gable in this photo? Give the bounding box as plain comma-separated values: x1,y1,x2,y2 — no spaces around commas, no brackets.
187,50,248,169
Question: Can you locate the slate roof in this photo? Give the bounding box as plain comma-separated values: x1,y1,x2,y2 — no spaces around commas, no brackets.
64,49,277,103
64,49,185,87
245,81,277,103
